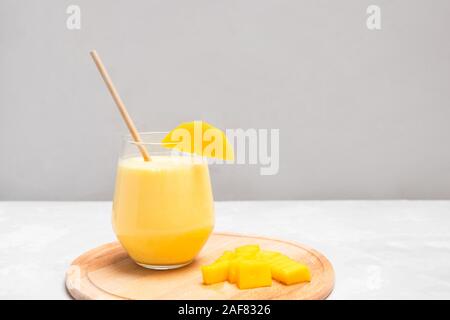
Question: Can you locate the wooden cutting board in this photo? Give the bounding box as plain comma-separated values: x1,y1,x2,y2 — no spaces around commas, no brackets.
66,233,334,300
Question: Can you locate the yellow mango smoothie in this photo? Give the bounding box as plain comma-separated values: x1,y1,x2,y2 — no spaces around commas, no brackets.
112,155,214,269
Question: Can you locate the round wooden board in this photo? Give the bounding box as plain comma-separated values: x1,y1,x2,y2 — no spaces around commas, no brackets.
66,233,334,300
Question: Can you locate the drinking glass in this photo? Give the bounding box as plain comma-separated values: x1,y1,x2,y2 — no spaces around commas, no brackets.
112,132,214,270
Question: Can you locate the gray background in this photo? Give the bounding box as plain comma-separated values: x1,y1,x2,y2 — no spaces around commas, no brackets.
1,0,450,200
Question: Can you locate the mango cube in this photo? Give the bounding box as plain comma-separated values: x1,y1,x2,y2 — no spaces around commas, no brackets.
235,245,260,255
272,261,311,285
228,258,243,283
256,250,282,262
215,250,235,262
236,260,272,290
201,245,312,289
201,261,230,285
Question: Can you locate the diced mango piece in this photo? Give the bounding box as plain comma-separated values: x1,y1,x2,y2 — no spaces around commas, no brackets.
201,246,312,289
228,258,243,283
234,245,260,259
256,250,282,262
235,245,260,254
201,261,230,285
271,262,292,281
237,260,272,290
235,251,258,259
266,255,292,269
215,250,235,262
269,253,291,262
273,262,311,285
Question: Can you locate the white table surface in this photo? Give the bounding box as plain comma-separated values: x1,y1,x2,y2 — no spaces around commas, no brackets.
0,201,449,300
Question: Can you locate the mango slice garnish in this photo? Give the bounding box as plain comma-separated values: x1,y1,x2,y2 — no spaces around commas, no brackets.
201,245,311,289
162,121,234,161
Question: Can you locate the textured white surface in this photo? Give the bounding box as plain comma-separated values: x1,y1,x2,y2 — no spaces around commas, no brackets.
0,201,450,300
